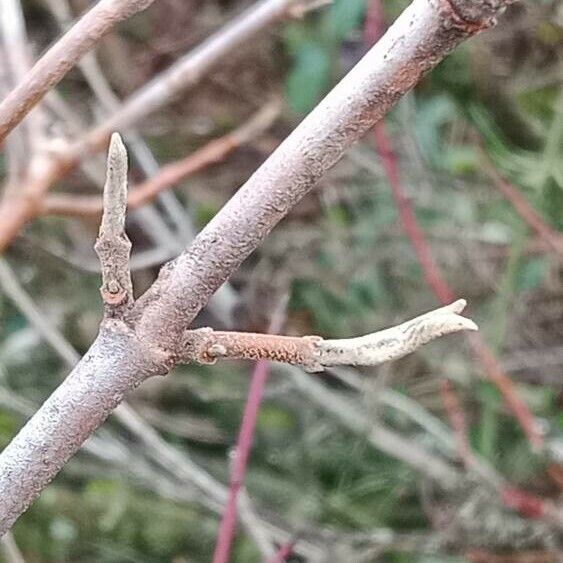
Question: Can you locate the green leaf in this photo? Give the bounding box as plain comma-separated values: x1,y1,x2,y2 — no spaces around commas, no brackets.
515,256,548,292
286,41,331,114
326,0,366,41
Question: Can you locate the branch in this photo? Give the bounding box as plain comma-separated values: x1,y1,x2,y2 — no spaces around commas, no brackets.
0,0,155,142
183,300,477,371
477,139,563,257
93,133,133,316
40,102,281,218
0,0,513,535
0,0,310,253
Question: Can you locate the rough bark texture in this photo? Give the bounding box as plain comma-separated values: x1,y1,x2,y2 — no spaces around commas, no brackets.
134,0,501,353
182,300,476,372
0,322,171,531
0,0,514,535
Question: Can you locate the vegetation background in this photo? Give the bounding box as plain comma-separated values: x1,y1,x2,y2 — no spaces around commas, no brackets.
0,0,562,561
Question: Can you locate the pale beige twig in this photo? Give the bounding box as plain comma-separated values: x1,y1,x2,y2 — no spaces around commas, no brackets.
0,532,26,563
182,300,477,371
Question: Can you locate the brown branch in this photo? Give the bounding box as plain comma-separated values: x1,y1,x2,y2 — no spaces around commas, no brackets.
182,300,477,371
0,0,307,253
0,0,155,142
40,102,281,218
0,0,514,535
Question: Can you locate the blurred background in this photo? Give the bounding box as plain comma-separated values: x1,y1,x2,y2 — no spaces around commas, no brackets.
0,0,562,561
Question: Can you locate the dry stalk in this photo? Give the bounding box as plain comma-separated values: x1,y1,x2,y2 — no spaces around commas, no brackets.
181,300,476,371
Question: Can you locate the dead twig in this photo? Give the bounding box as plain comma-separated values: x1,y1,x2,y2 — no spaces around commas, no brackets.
183,300,476,371
41,102,281,218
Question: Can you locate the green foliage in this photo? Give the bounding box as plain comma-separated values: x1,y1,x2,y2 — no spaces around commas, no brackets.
284,0,366,113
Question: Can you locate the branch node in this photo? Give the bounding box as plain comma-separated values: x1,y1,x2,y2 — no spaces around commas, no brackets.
94,132,133,318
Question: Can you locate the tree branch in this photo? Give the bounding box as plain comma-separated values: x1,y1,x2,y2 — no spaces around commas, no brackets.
182,300,476,371
40,102,281,218
0,0,514,535
0,0,155,142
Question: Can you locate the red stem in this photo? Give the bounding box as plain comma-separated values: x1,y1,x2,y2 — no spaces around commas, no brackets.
364,0,542,449
440,379,473,468
266,541,296,563
212,359,271,563
213,303,287,563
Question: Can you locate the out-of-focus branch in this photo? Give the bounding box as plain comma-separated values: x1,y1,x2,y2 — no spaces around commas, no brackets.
440,379,474,468
477,140,563,257
41,102,281,218
364,0,542,450
0,533,26,563
0,0,513,534
0,0,43,186
0,0,155,142
0,0,312,254
183,300,476,371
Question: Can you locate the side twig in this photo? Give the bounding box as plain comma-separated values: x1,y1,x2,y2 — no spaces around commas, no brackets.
93,133,133,317
182,300,477,372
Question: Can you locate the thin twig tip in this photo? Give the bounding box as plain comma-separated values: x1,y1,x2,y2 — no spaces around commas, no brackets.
456,316,478,332
448,298,467,313
108,132,127,166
